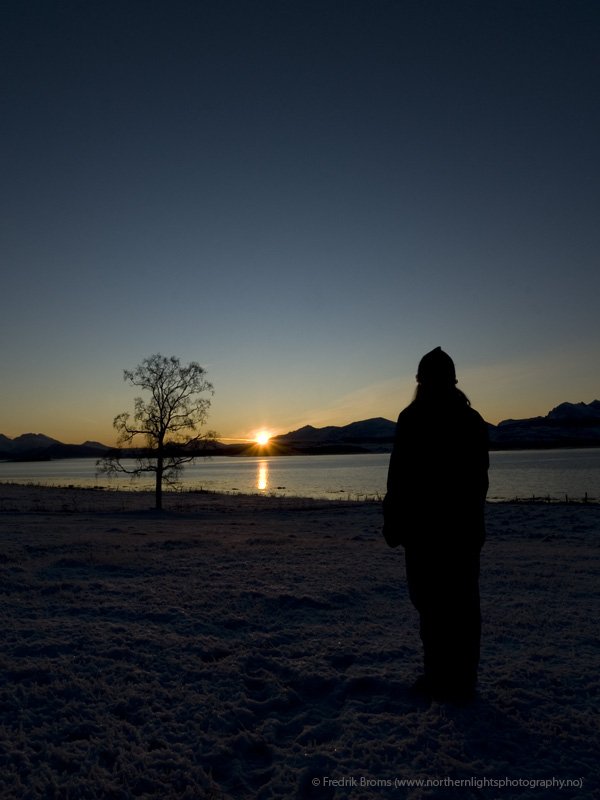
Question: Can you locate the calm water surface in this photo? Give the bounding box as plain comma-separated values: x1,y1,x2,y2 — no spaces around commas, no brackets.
0,449,599,501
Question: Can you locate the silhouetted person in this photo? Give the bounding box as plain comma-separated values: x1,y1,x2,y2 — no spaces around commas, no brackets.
383,347,489,703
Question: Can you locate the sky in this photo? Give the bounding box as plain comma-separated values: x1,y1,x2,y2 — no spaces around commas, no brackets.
2,0,599,445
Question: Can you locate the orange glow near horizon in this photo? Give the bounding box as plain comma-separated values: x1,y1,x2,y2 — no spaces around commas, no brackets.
255,430,271,446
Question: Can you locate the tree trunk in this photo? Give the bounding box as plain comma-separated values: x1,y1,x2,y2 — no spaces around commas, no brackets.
155,454,163,510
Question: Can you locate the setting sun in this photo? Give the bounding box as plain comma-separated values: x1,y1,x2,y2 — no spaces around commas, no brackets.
255,431,271,446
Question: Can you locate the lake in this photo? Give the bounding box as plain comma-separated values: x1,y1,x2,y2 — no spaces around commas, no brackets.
0,449,599,501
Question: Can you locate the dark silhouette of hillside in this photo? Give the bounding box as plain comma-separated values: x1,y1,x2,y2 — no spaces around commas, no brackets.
2,402,599,460
0,434,110,461
272,417,395,453
489,400,600,449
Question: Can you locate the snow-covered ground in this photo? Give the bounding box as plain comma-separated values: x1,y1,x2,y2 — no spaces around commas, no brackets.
0,484,598,799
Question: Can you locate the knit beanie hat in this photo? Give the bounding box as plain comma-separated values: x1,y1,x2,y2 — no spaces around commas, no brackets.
416,347,457,385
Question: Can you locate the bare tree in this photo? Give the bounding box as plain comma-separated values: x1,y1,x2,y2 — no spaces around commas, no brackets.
99,354,214,509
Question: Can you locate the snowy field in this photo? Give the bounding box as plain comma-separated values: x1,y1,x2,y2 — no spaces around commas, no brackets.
0,484,598,799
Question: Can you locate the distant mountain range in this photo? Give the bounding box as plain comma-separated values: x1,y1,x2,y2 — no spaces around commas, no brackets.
271,417,396,453
0,433,110,461
1,401,599,460
272,401,600,451
488,400,600,449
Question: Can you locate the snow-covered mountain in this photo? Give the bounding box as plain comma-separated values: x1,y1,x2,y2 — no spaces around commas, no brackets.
490,400,600,448
276,403,600,451
547,400,600,422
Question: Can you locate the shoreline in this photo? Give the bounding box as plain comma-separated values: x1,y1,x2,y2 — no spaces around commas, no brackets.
0,481,375,515
0,480,600,512
2,441,600,464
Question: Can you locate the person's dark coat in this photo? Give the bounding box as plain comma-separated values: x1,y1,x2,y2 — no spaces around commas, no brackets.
383,392,489,551
383,387,489,700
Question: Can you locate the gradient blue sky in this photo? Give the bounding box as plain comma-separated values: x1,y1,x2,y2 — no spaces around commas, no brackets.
2,0,599,444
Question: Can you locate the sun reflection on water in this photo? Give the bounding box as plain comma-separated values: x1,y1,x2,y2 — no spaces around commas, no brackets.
257,461,269,491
